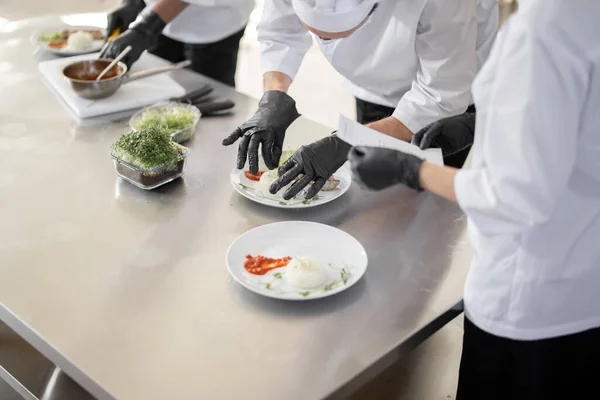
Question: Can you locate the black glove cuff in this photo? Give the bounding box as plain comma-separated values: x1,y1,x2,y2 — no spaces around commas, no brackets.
261,90,299,111
259,90,301,125
330,133,352,166
261,89,293,102
131,9,166,39
404,155,425,191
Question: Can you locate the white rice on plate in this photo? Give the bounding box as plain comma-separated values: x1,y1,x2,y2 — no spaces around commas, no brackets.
285,256,327,289
66,31,93,51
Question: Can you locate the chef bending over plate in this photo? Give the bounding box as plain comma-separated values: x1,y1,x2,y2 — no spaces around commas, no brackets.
101,0,254,87
223,0,499,200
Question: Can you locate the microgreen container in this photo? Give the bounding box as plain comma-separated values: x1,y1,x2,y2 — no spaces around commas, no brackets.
111,144,189,190
129,102,201,144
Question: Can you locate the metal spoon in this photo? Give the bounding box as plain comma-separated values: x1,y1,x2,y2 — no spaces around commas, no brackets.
96,45,131,81
98,41,110,57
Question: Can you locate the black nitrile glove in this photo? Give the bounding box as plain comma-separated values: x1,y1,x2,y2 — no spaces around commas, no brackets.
270,134,351,200
106,0,146,38
348,146,424,191
101,9,165,68
411,113,475,157
222,91,300,174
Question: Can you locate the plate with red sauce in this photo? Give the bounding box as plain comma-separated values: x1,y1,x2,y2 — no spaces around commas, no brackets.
32,26,106,56
226,221,368,300
229,164,351,209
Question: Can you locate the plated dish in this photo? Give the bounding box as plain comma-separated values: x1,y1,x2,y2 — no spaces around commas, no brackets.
34,26,105,56
226,221,368,300
230,150,351,208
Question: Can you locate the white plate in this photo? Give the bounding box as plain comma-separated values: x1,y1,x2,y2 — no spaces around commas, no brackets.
230,164,351,209
32,26,106,56
226,221,368,300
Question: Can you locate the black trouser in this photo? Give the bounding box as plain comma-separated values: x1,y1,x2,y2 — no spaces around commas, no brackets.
149,27,246,87
355,98,474,168
457,317,600,400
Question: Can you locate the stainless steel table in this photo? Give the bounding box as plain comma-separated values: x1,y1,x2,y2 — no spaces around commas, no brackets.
0,13,471,400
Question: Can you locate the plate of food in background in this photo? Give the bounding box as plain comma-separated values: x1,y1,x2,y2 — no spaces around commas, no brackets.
32,26,106,56
226,221,368,300
230,149,351,208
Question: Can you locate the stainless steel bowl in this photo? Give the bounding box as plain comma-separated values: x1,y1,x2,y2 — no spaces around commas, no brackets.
62,59,192,100
63,59,127,100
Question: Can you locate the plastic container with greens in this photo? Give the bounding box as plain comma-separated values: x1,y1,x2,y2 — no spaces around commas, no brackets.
129,101,201,144
111,124,190,190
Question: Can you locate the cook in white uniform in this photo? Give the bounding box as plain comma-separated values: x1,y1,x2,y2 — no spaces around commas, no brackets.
102,0,254,86
223,0,498,200
350,0,600,398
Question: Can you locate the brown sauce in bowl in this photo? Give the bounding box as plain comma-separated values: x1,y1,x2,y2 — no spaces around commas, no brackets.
64,61,124,82
76,67,122,81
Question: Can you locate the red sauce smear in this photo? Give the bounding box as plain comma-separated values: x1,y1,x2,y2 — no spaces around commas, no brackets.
244,254,291,275
244,170,264,181
48,41,68,49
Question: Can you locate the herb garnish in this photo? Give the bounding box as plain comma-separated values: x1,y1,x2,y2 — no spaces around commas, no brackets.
132,104,198,134
112,125,184,169
341,268,350,284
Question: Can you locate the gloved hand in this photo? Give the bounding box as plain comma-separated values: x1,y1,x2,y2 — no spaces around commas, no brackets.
222,91,300,174
411,113,475,157
101,8,166,68
269,134,351,200
348,146,424,191
106,0,146,38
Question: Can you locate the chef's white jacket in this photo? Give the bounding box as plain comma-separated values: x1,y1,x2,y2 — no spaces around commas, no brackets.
456,0,600,341
258,0,499,133
144,0,254,44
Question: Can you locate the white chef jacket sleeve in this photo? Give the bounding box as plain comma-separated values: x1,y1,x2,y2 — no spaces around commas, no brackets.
257,0,313,80
454,19,586,236
392,0,479,133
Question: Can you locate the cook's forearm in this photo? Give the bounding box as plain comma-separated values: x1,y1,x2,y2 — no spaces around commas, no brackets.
366,116,414,142
419,162,458,203
263,71,292,93
151,0,188,23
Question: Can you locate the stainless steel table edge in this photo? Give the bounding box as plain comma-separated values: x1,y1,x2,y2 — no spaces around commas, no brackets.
0,363,37,400
324,299,464,400
0,303,115,400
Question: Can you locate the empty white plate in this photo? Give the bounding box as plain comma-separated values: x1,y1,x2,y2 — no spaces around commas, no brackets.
226,221,368,300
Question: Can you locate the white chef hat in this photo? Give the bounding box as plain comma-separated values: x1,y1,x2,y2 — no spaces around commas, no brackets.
292,0,377,33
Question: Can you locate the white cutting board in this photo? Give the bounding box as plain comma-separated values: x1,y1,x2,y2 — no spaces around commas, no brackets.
38,52,185,119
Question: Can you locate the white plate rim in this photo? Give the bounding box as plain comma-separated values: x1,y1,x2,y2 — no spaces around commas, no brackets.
230,165,351,209
225,221,368,301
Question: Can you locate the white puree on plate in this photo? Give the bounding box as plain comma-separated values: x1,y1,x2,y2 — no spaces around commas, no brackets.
259,169,279,191
258,169,294,197
285,256,326,289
